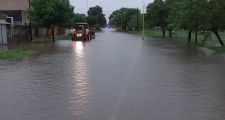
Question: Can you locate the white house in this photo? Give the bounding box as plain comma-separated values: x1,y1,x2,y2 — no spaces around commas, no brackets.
0,12,10,45
0,0,29,26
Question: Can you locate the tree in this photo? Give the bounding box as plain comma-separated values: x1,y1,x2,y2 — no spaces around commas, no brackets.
167,0,225,46
29,0,74,42
181,0,207,43
165,0,183,38
204,0,225,46
86,16,98,28
176,0,195,42
146,0,168,37
64,13,87,29
88,6,106,29
72,14,87,25
109,8,137,30
109,9,124,29
165,0,207,43
127,13,142,31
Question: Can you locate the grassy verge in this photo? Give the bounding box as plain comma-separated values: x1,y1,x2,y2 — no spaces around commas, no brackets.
0,49,34,59
207,46,225,52
0,43,51,59
124,29,225,53
123,29,168,38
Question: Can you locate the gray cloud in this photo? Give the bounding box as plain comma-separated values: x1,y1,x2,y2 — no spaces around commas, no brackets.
70,0,153,21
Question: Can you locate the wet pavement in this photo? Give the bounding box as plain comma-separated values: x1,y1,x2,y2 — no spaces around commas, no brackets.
0,29,225,120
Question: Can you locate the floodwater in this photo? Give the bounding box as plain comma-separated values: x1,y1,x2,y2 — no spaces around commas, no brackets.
0,29,225,120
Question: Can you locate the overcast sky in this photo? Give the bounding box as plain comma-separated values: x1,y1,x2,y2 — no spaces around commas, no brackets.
70,0,153,20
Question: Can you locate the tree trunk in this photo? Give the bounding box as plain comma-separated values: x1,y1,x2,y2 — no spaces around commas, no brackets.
195,31,198,44
195,20,198,44
153,28,155,37
34,27,39,38
46,28,49,40
188,30,192,43
51,26,55,42
29,22,32,42
212,30,224,47
169,30,172,38
162,29,166,37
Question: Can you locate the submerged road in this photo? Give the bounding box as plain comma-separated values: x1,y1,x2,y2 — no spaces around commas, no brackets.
0,29,225,120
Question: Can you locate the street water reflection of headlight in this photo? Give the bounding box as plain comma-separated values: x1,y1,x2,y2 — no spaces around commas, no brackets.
71,41,90,117
75,41,83,52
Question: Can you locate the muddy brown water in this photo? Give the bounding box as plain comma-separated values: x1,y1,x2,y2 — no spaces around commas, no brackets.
0,29,225,120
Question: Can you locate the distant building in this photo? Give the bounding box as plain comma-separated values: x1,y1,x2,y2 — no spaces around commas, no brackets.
0,0,29,26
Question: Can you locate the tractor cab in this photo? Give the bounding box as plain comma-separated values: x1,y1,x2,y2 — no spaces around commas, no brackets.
72,23,91,41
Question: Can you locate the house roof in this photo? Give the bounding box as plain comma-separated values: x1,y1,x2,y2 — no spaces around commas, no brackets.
0,0,29,11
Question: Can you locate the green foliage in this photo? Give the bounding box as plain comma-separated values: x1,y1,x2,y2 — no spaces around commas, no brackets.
0,43,53,59
86,16,98,28
29,0,74,27
127,14,142,31
29,0,74,41
146,0,168,29
88,6,106,28
145,0,225,46
165,0,183,29
109,8,139,30
109,0,225,46
208,46,225,52
65,6,106,30
72,14,87,24
204,0,225,31
64,13,87,28
169,0,225,46
0,50,33,59
199,31,212,44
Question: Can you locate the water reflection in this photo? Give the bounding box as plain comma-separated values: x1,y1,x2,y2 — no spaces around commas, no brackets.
71,41,90,118
75,41,84,53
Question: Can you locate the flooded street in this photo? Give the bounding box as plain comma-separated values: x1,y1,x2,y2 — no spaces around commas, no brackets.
1,29,225,120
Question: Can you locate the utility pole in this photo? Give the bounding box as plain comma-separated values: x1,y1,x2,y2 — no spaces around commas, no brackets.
86,0,89,15
137,8,139,32
142,4,145,40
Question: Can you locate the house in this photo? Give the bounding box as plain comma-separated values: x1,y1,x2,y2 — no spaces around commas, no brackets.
0,12,10,45
0,0,30,43
0,0,29,26
0,0,66,41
